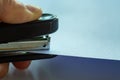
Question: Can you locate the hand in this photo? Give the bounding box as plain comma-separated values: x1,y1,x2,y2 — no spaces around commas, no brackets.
0,0,42,78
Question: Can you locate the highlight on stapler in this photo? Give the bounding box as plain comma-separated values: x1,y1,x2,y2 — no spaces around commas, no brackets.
0,35,50,52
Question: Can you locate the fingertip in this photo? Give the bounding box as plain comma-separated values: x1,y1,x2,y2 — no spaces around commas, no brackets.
0,63,9,79
0,2,42,24
13,61,31,70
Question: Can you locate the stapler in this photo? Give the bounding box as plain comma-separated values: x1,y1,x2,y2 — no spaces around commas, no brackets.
0,13,58,63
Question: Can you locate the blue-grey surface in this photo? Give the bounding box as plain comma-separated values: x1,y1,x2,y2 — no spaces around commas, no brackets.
3,56,120,80
18,0,120,60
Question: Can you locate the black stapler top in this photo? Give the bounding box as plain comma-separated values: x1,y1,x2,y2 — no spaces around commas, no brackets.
0,13,58,43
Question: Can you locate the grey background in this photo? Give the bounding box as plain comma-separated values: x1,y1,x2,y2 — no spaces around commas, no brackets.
17,0,120,60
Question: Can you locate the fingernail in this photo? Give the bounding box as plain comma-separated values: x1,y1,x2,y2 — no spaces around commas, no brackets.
26,5,40,12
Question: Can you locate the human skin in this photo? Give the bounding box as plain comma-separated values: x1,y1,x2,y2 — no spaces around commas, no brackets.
0,0,42,78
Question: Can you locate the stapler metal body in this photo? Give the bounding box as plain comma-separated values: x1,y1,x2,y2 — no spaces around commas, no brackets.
0,13,58,63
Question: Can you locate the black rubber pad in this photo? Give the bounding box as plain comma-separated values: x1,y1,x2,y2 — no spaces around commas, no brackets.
0,52,57,63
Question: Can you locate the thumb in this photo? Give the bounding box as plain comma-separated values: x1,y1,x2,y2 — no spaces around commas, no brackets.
0,0,42,24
